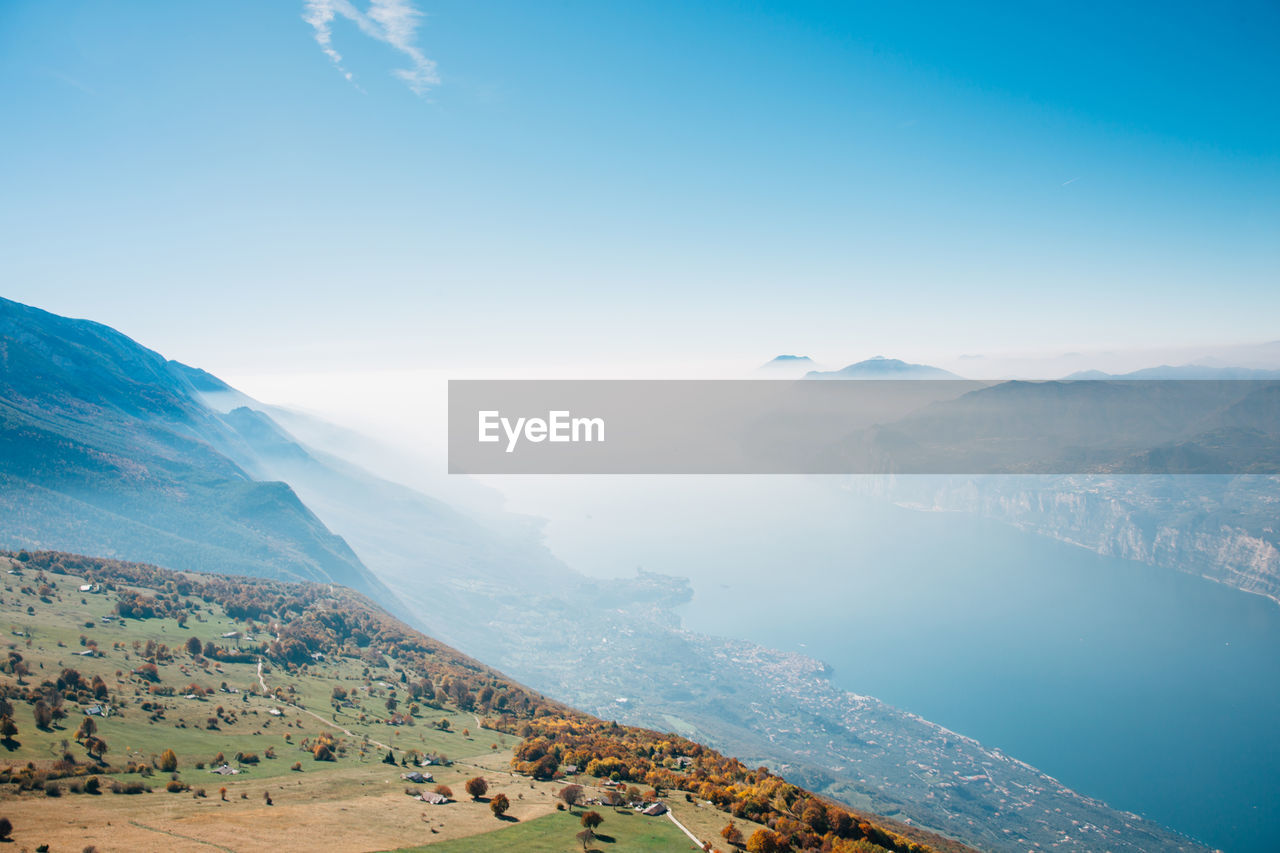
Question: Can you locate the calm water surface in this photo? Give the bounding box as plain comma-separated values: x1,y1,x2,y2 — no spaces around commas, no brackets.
522,477,1280,852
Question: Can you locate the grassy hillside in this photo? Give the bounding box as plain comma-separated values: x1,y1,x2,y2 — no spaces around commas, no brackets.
0,550,966,853
387,809,694,853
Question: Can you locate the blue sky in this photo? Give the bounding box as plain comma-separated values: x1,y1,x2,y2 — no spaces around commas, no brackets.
1,1,1278,376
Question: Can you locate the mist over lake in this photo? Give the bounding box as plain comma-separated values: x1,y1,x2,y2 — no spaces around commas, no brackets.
492,475,1280,852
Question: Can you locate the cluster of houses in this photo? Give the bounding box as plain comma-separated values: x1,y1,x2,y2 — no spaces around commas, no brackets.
583,781,669,816
401,770,451,805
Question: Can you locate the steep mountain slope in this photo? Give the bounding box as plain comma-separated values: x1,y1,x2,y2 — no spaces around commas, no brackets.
0,297,403,615
210,404,571,652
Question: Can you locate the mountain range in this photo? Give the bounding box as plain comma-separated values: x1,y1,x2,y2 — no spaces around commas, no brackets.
1066,365,1280,380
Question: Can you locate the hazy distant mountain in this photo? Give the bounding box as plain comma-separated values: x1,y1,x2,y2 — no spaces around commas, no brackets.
1193,340,1280,369
757,354,815,376
0,296,404,614
1065,364,1280,380
939,340,1280,380
213,403,575,653
828,378,1280,475
806,356,961,379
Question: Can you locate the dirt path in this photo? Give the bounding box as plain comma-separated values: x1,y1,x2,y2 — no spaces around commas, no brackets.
128,820,240,852
666,809,703,848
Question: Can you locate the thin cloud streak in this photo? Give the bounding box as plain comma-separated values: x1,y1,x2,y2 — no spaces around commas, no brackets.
303,0,440,95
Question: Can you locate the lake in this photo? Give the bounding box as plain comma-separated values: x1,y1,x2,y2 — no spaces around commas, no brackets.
502,475,1280,852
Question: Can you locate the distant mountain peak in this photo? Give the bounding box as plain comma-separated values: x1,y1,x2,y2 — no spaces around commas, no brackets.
806,357,960,380
757,354,816,376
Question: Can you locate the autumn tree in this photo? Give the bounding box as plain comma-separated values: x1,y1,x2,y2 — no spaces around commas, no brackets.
33,699,52,730
581,810,604,830
721,821,745,848
160,748,179,772
464,776,488,800
84,735,108,761
0,716,18,746
559,783,584,812
531,753,559,780
489,792,510,818
186,636,202,657
745,829,784,853
0,817,10,841
576,828,595,852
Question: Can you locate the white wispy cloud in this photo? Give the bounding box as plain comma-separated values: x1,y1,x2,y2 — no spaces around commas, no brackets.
303,0,440,95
